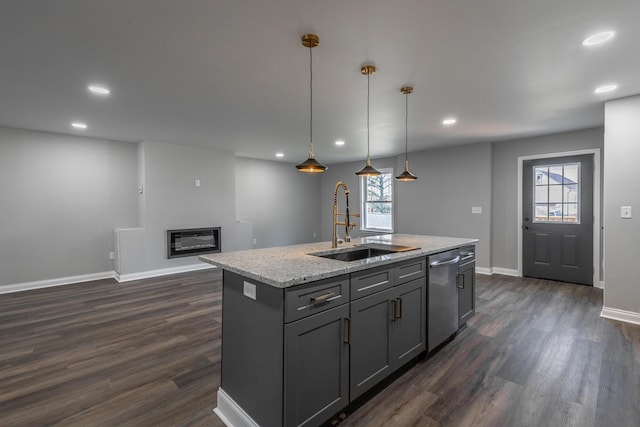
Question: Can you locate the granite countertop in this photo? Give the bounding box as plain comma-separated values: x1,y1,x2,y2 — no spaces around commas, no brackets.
199,233,477,288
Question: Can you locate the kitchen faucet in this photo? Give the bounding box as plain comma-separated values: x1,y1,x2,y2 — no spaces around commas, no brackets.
333,181,360,248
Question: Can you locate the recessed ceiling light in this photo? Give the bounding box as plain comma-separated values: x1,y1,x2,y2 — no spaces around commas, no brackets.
442,117,457,126
582,31,615,47
594,84,618,94
87,84,110,95
276,152,284,158
71,122,88,129
335,140,345,146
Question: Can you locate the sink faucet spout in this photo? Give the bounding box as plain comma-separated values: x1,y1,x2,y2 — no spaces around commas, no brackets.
333,181,360,248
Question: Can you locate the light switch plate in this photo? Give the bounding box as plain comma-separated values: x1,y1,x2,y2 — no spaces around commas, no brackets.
621,206,632,219
243,281,256,300
472,207,482,214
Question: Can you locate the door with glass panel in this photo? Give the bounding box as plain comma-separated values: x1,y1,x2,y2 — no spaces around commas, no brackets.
522,155,594,285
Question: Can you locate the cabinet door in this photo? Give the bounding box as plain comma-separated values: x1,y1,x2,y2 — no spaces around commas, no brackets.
458,263,475,327
390,278,426,370
349,287,395,401
284,304,350,427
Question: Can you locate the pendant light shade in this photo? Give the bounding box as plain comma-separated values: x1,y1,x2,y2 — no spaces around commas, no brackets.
356,64,381,177
395,85,418,181
296,34,327,173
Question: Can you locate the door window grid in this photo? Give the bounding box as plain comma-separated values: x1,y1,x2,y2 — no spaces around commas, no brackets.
533,163,580,223
360,168,394,232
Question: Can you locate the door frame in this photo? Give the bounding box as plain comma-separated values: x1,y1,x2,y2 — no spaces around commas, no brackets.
517,149,601,287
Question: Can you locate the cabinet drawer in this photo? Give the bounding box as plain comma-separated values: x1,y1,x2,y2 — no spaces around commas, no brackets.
285,275,349,323
394,257,426,285
350,266,395,300
459,245,475,266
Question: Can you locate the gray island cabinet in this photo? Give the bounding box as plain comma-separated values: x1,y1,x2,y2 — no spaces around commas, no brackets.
200,234,477,427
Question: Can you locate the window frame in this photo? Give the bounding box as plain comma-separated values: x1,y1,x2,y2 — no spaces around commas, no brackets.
360,167,394,233
532,162,581,224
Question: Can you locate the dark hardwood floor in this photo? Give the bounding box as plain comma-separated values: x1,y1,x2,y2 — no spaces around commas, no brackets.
1,271,638,426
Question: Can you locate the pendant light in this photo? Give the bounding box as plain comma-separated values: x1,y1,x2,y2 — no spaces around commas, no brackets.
296,34,327,173
355,64,381,177
395,85,418,181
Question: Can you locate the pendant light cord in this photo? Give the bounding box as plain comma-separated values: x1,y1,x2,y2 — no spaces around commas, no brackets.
405,91,409,162
309,45,313,149
367,72,370,159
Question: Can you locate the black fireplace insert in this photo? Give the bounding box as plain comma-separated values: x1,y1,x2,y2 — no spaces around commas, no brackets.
167,227,221,259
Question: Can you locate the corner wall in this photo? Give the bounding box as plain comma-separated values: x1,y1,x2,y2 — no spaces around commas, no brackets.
603,95,640,321
116,140,239,277
235,157,321,248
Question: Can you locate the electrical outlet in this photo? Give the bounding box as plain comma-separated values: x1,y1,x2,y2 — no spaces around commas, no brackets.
472,207,482,214
109,251,115,260
621,206,632,219
313,232,317,238
195,179,201,187
253,238,257,245
243,281,256,300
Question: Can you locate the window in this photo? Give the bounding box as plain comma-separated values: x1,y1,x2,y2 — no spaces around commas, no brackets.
533,163,580,223
360,168,394,232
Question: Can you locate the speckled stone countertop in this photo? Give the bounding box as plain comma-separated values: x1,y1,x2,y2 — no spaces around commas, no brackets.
199,234,477,288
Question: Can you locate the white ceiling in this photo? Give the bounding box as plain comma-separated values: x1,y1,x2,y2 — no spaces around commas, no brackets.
1,0,638,164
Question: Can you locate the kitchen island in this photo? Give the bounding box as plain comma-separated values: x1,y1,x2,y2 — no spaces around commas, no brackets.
200,233,477,427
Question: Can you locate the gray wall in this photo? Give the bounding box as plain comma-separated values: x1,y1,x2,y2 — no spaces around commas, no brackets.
235,157,321,248
0,126,138,286
395,143,493,270
603,96,640,313
491,127,604,272
129,140,239,273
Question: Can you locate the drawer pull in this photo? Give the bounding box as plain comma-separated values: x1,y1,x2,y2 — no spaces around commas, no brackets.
358,280,389,292
310,292,337,303
398,270,421,279
297,294,342,311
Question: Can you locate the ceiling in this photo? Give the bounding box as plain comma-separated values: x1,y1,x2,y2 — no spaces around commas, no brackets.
1,0,638,165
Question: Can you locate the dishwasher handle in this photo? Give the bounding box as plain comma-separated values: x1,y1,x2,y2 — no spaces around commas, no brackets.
429,256,460,268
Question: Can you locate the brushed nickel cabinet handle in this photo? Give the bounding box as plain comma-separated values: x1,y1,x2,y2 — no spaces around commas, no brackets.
457,273,465,289
310,292,336,303
397,298,403,319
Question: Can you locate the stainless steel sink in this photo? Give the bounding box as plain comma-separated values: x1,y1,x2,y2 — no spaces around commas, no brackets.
310,244,420,262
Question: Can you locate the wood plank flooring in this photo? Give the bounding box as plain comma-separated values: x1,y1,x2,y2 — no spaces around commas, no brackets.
1,271,638,426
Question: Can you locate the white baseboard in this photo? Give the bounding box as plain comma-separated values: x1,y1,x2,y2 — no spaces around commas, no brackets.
0,263,218,295
214,388,260,427
489,267,520,276
600,307,640,326
0,271,115,295
474,267,519,276
475,267,492,275
115,263,216,283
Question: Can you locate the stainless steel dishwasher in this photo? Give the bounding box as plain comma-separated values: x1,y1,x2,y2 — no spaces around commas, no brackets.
428,249,460,351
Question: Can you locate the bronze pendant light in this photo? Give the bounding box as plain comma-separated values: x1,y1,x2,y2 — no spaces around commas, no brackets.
355,64,381,177
296,34,328,173
395,85,418,181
